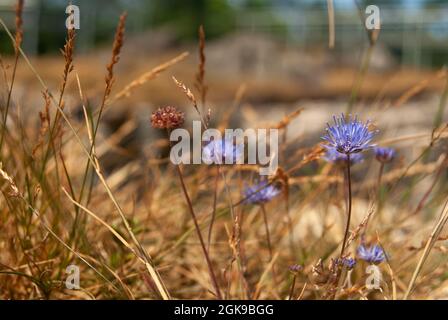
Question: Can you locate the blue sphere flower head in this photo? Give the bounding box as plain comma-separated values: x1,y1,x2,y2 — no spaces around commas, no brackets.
202,138,244,165
357,243,386,264
374,147,396,163
323,147,364,166
322,114,378,155
243,180,281,205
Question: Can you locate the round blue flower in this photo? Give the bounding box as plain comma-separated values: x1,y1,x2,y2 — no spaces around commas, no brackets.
323,147,364,166
202,138,244,164
322,114,378,155
374,147,396,163
357,244,386,264
243,180,281,204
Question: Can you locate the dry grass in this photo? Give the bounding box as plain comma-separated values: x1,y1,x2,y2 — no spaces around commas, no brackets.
0,6,448,301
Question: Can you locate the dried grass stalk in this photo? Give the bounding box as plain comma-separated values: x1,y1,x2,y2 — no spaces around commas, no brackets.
14,0,24,53
113,52,189,101
105,12,127,100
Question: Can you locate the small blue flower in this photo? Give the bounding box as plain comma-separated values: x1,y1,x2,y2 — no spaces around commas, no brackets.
342,257,357,269
374,147,396,163
323,148,364,166
243,180,281,204
202,138,243,164
289,264,303,273
357,244,386,264
322,114,378,155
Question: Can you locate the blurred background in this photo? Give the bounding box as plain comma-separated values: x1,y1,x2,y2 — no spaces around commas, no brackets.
1,0,448,150
1,0,448,68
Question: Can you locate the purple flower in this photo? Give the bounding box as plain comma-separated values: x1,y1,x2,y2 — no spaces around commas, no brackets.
289,264,303,273
336,257,357,270
323,148,364,166
374,147,396,163
243,180,281,204
357,244,386,264
322,114,378,155
202,138,243,164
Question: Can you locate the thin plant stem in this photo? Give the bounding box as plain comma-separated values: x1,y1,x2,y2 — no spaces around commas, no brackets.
289,274,297,300
340,154,352,258
174,164,223,299
39,29,76,183
219,166,250,298
411,155,447,216
219,167,249,296
377,163,384,192
433,74,448,129
404,197,448,299
207,165,219,251
260,203,273,260
0,53,19,151
361,162,384,237
376,162,385,219
220,168,236,221
0,0,23,151
78,12,127,208
76,87,108,206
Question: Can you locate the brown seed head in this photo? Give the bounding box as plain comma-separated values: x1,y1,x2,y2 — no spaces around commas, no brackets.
151,106,184,129
14,0,24,53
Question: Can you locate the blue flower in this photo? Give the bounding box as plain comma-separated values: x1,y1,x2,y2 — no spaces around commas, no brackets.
322,114,378,155
357,244,386,264
243,180,281,204
289,264,303,273
336,257,356,270
374,147,396,163
202,138,244,164
323,147,364,166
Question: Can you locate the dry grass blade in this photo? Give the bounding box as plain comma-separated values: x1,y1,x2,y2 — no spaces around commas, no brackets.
253,252,280,299
0,165,121,294
40,27,76,178
404,198,448,299
62,187,135,254
393,69,446,108
195,25,207,108
14,0,24,53
105,12,127,100
113,52,189,101
62,186,170,299
271,107,304,130
0,0,24,150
